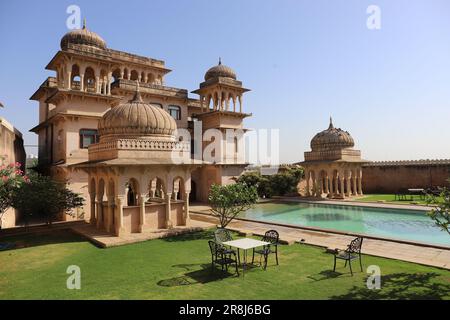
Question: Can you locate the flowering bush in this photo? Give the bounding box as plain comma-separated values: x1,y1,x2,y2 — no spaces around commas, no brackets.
0,156,29,227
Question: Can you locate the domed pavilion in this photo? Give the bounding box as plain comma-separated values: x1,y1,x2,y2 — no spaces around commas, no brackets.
75,83,202,236
300,118,368,199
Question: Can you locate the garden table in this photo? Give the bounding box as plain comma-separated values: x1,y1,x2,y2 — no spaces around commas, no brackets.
222,238,270,278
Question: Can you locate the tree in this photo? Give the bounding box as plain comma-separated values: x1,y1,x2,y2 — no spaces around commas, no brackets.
11,173,84,225
237,166,304,198
0,157,28,228
208,183,258,228
237,171,273,198
427,184,450,235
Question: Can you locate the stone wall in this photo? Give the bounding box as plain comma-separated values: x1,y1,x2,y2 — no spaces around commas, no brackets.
362,160,450,193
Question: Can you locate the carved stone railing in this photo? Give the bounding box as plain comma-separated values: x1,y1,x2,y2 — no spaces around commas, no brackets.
304,149,361,162
111,79,187,98
64,43,165,68
88,139,190,153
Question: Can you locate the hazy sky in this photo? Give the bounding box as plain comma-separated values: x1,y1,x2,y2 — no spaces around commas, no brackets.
1,0,449,163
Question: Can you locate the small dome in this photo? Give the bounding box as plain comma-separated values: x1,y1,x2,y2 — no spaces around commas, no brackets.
98,84,177,137
204,58,237,81
310,118,355,151
60,21,107,50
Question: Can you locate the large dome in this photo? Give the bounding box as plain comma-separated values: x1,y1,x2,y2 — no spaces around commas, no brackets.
98,85,177,137
310,118,355,151
60,21,107,50
204,59,237,81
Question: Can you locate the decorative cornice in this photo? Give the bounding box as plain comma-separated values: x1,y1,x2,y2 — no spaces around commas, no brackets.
363,159,450,167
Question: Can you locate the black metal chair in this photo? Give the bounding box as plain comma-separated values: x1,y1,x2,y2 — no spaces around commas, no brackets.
333,237,363,276
251,230,280,270
214,228,240,264
208,240,239,275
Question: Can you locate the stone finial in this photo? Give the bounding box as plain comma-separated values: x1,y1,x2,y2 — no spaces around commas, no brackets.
82,18,86,29
218,57,222,65
131,80,143,102
329,116,334,129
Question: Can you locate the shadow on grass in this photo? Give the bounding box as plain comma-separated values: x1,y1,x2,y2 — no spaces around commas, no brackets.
331,272,450,300
157,263,238,287
0,229,84,251
161,229,215,243
307,270,345,281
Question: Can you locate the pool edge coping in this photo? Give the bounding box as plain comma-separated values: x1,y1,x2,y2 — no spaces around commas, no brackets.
190,204,450,251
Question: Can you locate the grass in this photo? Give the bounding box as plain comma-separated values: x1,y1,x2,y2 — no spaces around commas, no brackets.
0,229,449,300
353,194,441,206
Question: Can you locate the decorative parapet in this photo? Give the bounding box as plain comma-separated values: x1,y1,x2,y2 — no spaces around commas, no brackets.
64,43,166,68
111,79,187,98
88,139,190,154
304,149,361,161
363,159,450,167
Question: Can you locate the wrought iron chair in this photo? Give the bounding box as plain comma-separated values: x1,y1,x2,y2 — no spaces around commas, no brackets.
333,237,363,276
251,230,280,270
208,240,239,275
214,228,240,264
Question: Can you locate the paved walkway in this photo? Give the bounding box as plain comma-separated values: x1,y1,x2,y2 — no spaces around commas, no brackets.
190,203,450,270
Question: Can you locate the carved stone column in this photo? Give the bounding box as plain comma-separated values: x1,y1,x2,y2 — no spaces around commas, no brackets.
96,200,103,229
107,72,112,95
115,196,125,236
89,192,96,224
346,173,352,197
184,192,190,226
67,71,72,89
80,74,85,91
339,172,345,198
358,168,363,195
334,173,339,196
328,171,333,197
165,193,173,229
352,169,358,196
139,194,147,233
106,197,114,233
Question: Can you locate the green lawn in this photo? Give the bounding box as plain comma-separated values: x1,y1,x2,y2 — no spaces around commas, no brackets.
0,229,449,300
353,194,441,206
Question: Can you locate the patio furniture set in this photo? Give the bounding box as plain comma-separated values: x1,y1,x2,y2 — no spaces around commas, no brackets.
208,228,364,277
208,229,279,277
394,187,442,201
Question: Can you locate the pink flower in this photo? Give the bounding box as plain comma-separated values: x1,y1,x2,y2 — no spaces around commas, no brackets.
2,176,9,183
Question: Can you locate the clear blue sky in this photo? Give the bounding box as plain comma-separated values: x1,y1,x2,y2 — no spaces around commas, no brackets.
1,0,450,163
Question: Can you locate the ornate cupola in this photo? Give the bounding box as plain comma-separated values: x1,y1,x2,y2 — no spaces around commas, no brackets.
310,117,355,152
192,58,250,114
304,118,361,162
60,19,107,51
98,83,176,139
88,82,190,162
204,58,237,81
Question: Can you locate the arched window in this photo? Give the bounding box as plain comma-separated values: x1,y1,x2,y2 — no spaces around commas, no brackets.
168,105,181,120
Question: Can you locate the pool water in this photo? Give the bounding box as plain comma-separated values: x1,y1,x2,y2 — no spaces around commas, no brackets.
238,202,450,247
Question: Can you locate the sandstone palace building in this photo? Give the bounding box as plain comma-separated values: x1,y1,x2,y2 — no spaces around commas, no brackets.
30,23,250,235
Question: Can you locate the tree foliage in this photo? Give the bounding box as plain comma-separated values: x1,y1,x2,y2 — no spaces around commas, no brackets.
208,183,258,228
427,183,450,235
237,166,304,198
11,172,84,225
0,157,29,227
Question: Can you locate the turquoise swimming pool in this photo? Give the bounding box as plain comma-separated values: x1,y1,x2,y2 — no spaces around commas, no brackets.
238,201,450,247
